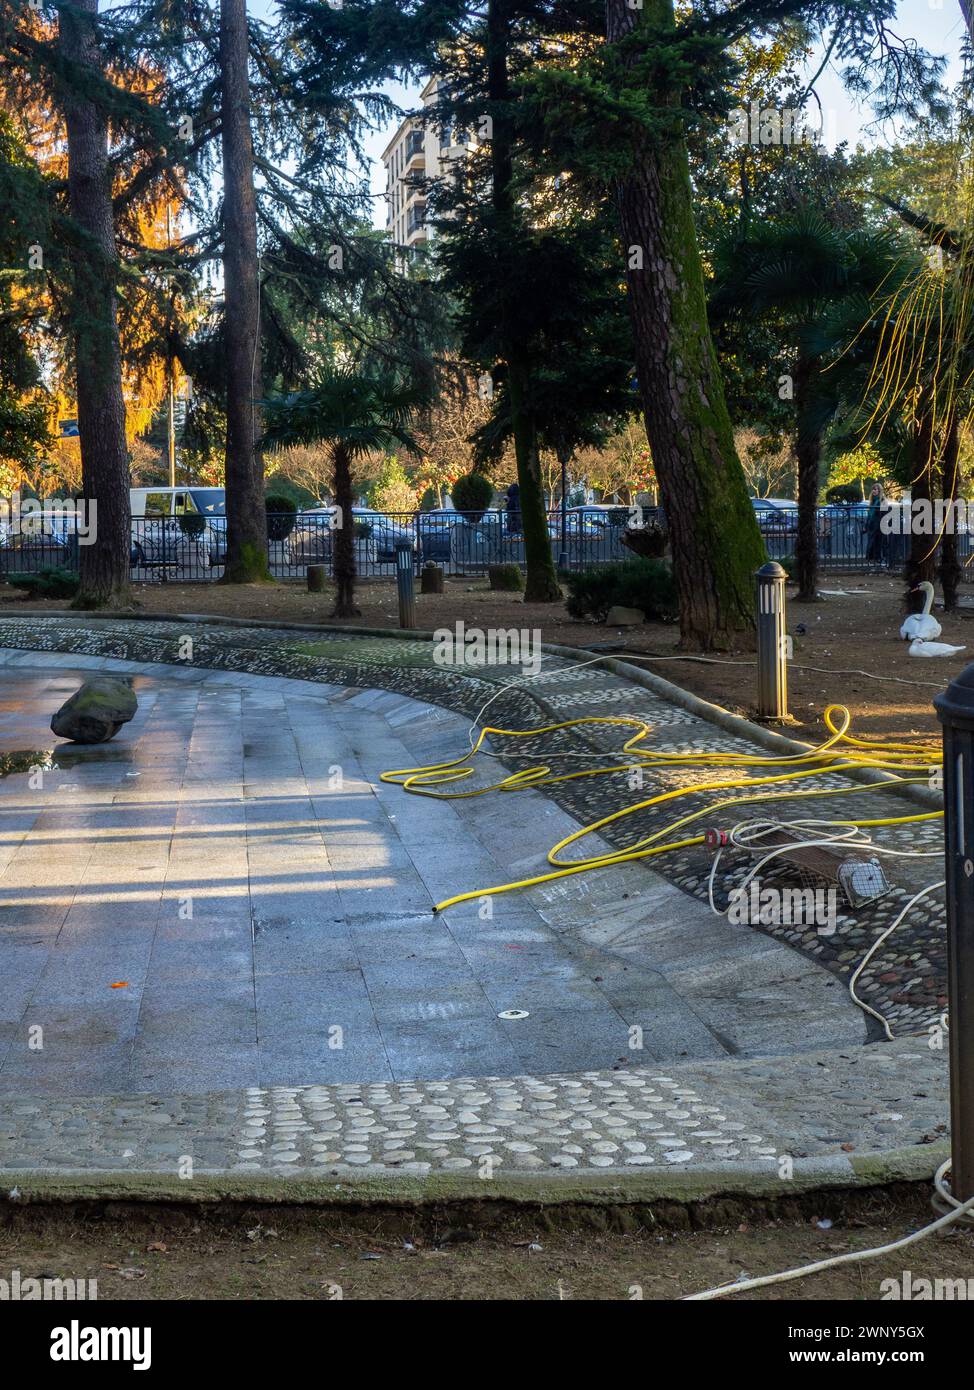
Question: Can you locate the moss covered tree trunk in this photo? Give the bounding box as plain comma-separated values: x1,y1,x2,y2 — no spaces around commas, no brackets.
219,0,269,583
331,441,359,617
607,0,765,649
793,357,822,603
487,0,560,603
59,0,131,609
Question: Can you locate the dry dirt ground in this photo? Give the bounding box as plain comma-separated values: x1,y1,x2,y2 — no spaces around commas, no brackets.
0,571,964,744
1,1188,972,1300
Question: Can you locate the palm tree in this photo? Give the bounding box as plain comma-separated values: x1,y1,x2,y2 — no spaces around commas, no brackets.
712,213,898,602
261,368,427,617
851,199,974,609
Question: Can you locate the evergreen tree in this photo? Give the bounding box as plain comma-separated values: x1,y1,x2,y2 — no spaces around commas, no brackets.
219,0,267,581
2,1,192,599
711,212,899,602
0,113,52,473
284,0,613,603
118,0,453,581
523,0,943,645
261,368,429,615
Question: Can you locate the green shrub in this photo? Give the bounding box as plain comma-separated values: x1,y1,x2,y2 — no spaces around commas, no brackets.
565,566,619,622
178,512,207,538
7,567,80,600
451,472,494,519
613,560,678,618
824,484,861,506
265,494,298,541
487,563,524,592
565,559,676,623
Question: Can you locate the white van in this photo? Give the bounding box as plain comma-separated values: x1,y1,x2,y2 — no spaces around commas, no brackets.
129,487,226,569
129,487,225,520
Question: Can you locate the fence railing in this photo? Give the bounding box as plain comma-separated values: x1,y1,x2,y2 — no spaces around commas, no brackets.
755,506,974,572
0,505,970,584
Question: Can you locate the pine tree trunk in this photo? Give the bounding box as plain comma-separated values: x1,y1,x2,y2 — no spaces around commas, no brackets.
793,358,821,603
331,441,359,617
607,0,765,649
938,415,961,610
219,0,269,583
59,0,131,609
487,0,560,603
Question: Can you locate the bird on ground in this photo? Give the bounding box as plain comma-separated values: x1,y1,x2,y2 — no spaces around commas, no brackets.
900,581,942,640
908,638,966,658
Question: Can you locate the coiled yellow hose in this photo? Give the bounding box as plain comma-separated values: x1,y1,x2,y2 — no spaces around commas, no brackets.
380,703,942,913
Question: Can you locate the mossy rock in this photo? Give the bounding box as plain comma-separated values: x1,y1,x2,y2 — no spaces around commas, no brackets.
51,678,138,744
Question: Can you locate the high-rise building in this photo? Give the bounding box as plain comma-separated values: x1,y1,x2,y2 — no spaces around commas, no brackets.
381,77,475,249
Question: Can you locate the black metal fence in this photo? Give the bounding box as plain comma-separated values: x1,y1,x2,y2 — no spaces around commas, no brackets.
1,505,971,584
756,505,974,573
0,509,638,584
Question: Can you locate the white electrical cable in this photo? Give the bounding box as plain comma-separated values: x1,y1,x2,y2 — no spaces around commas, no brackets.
847,880,945,1041
684,1160,974,1300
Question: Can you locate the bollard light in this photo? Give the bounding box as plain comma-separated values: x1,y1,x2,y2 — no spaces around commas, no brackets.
755,561,789,721
395,538,416,630
934,664,974,1204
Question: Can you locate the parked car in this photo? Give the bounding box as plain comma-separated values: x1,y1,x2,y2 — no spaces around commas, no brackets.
565,504,631,530
417,509,474,561
290,506,416,565
751,497,799,535
353,508,417,559
0,522,75,573
130,518,208,573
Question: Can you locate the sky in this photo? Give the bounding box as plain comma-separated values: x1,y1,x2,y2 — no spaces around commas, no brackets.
809,0,968,147
356,0,971,227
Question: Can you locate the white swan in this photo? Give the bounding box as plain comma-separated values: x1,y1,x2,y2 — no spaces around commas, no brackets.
900,581,942,640
908,638,966,658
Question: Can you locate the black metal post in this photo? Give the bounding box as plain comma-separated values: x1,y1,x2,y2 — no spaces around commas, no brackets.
755,561,788,720
935,665,974,1203
395,538,416,630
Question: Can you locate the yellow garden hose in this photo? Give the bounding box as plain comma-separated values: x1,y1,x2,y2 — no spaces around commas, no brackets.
380,703,942,913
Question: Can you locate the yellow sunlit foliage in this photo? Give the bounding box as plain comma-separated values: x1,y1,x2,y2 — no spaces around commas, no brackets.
0,14,188,492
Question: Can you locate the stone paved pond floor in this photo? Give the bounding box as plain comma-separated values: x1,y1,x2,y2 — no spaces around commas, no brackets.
0,621,951,1185
0,654,872,1099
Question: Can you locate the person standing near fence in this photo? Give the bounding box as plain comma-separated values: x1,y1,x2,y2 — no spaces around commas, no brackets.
506,481,522,536
864,482,888,570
